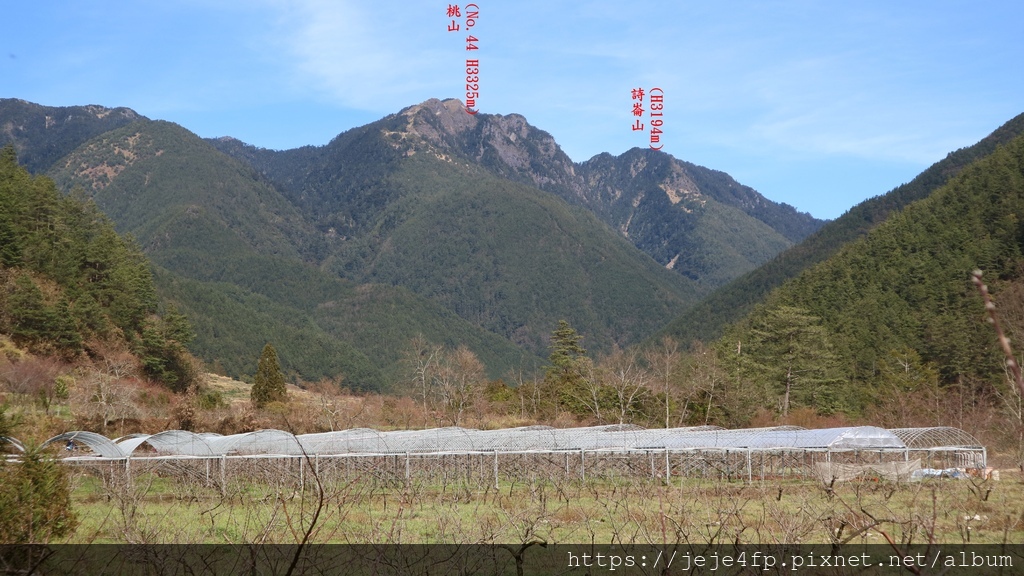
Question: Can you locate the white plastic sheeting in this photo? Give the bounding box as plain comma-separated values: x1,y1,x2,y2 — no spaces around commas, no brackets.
118,430,218,456
23,424,985,459
656,426,905,451
0,435,25,453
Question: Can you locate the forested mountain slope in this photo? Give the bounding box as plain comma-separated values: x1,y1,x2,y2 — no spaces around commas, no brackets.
321,151,701,354
213,98,822,290
2,97,833,388
41,120,537,389
0,146,194,388
659,112,1024,346
0,99,143,174
209,99,709,356
707,133,1024,423
576,149,799,286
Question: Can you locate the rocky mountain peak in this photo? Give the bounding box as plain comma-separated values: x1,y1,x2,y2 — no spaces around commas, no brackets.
388,98,580,196
80,104,140,121
397,98,477,146
0,99,147,173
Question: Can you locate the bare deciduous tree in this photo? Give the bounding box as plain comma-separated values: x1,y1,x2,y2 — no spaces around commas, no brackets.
434,346,485,426
404,334,444,424
597,347,650,425
644,336,684,428
0,356,65,413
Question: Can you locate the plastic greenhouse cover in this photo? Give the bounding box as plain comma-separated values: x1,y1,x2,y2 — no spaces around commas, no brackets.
34,424,986,459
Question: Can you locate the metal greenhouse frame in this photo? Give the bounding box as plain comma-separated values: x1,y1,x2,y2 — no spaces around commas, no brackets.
0,424,987,489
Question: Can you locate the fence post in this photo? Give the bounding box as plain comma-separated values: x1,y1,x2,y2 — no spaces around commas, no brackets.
493,450,499,490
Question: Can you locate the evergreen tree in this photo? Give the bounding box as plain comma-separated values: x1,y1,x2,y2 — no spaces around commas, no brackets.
7,274,53,346
0,145,192,380
737,305,841,416
0,444,78,543
0,217,19,267
251,343,287,408
138,306,197,392
544,320,591,414
50,297,83,356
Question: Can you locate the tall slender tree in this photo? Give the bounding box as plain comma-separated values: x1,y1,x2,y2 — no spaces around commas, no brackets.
737,305,841,417
544,320,591,415
251,343,287,408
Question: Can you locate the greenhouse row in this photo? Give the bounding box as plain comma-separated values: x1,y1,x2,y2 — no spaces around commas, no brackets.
0,424,981,458
1,424,986,485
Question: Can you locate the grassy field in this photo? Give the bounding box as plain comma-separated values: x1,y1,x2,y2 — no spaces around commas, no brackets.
64,465,1024,545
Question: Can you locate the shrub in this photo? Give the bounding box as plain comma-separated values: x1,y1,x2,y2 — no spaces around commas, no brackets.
0,444,78,543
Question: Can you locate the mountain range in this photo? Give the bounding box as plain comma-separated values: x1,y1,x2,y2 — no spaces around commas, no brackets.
1,97,823,390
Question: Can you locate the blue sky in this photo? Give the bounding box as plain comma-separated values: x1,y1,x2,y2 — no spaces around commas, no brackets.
3,1,1021,219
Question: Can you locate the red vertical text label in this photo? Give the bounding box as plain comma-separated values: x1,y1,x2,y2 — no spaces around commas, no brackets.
649,88,664,150
447,4,480,114
447,4,461,31
466,59,479,114
631,87,645,131
463,4,479,114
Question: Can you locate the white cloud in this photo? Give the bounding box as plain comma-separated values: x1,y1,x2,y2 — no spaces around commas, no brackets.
265,0,451,111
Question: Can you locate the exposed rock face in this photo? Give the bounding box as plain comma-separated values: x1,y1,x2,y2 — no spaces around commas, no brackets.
399,98,477,144
207,96,821,288
376,98,823,287
0,98,144,173
392,98,584,198
58,131,161,190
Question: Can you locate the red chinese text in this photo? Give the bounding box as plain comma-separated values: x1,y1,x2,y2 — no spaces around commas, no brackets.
629,86,664,149
447,4,480,114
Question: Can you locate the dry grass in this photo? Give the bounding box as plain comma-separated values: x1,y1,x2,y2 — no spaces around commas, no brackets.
62,465,1024,545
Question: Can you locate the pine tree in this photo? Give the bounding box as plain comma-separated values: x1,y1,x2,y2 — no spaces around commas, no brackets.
251,343,287,408
7,274,52,347
742,305,841,416
138,306,197,392
0,444,78,543
544,320,591,414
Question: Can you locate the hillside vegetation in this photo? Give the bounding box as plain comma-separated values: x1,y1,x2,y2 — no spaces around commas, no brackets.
659,112,1024,345
324,152,700,354
42,120,540,388
213,98,822,292
33,102,713,383
0,146,194,389
0,99,142,174
577,149,800,286
703,134,1024,426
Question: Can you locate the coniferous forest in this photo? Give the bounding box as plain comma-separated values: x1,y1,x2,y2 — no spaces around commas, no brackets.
1,100,1023,437
2,97,1024,549
0,146,196,390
